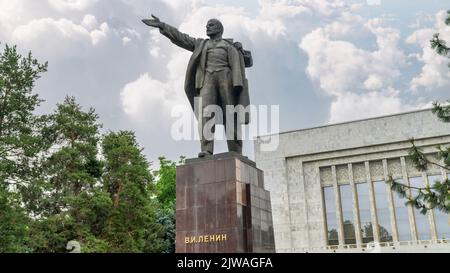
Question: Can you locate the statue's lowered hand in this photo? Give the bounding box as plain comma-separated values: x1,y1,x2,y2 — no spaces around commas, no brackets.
142,14,163,28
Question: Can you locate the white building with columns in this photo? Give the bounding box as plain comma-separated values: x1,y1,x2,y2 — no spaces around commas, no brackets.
255,109,450,253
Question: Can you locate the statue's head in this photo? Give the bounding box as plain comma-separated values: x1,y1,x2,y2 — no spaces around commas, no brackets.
206,18,224,37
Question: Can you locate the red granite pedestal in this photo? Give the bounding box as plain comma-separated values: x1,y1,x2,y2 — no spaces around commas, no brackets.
175,152,275,253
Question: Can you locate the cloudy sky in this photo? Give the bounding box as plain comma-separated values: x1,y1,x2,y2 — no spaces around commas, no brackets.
1,0,450,163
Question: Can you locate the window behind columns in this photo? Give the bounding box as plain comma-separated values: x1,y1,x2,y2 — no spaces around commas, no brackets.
427,174,450,239
373,181,393,242
339,184,356,244
392,178,412,241
356,183,374,243
323,186,339,245
409,176,431,240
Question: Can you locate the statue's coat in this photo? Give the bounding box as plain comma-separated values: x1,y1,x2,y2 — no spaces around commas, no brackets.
159,23,251,124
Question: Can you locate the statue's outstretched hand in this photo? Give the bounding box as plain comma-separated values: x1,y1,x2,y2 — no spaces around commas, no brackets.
142,14,163,28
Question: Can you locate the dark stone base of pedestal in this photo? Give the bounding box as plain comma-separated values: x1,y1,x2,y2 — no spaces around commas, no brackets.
175,152,275,253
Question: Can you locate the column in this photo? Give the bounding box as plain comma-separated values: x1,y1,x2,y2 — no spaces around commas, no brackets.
365,161,380,242
400,157,418,241
331,165,345,246
348,163,362,246
423,173,438,241
383,159,399,242
442,170,450,228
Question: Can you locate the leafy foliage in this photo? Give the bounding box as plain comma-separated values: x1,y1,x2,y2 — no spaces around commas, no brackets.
433,100,450,123
101,131,165,253
157,207,176,253
152,157,184,253
0,187,31,253
0,44,49,184
431,33,450,59
0,44,48,253
26,97,109,252
154,156,185,210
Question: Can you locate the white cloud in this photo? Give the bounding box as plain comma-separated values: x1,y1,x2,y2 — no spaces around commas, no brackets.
12,18,94,57
258,0,311,19
48,0,98,11
259,0,346,18
0,0,55,39
82,14,98,30
300,12,409,122
407,10,450,91
329,89,413,123
408,12,434,29
301,28,367,95
300,24,404,95
364,74,383,90
409,46,450,91
162,0,204,13
120,73,187,127
90,22,110,45
171,4,287,40
11,17,112,59
366,0,381,6
121,73,169,117
122,36,131,45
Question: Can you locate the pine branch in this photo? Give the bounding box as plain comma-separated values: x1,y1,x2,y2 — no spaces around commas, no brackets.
431,33,450,57
428,159,450,171
446,10,450,26
436,145,450,171
408,138,428,171
406,139,449,171
432,101,450,123
387,176,425,191
387,176,450,214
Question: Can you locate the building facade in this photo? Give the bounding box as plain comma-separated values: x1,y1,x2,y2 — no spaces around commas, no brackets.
255,109,450,253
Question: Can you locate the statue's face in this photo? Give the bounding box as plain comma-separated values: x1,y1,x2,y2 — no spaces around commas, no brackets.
206,19,222,37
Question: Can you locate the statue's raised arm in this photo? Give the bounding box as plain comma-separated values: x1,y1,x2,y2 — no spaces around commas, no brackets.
142,14,197,52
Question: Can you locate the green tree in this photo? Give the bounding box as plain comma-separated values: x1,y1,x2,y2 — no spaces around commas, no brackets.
0,44,49,185
0,44,48,253
156,207,175,253
362,223,374,243
388,11,450,215
0,187,31,252
153,156,184,253
29,97,110,253
101,131,165,253
154,156,185,210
